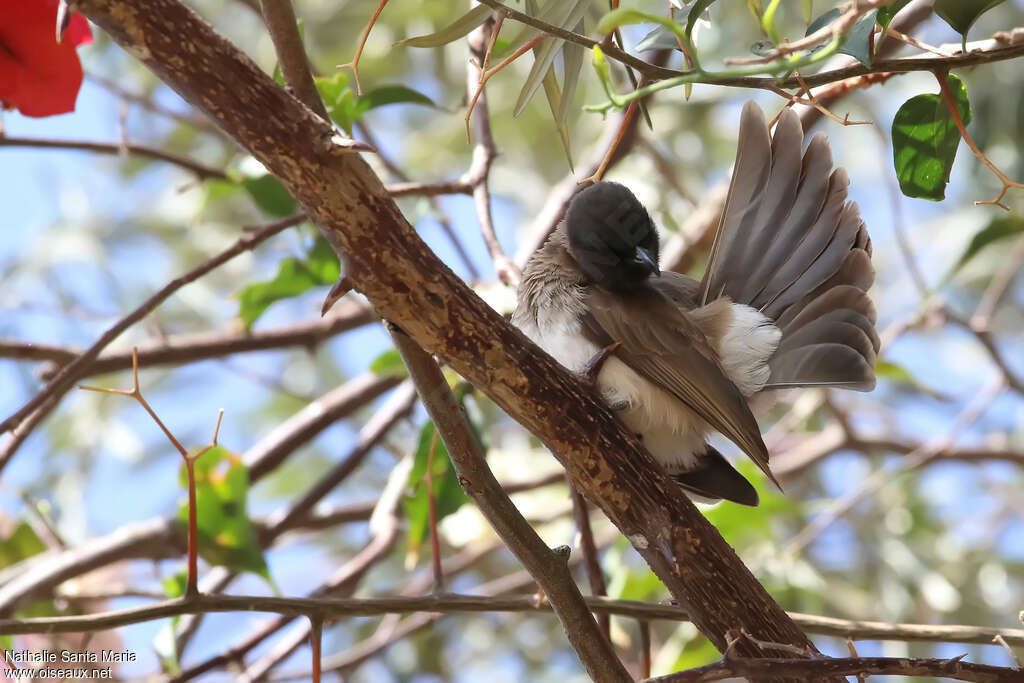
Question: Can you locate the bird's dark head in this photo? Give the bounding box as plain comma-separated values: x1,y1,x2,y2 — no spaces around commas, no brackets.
565,181,660,291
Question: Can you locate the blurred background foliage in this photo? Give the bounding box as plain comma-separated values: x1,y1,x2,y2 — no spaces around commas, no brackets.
1,0,1024,680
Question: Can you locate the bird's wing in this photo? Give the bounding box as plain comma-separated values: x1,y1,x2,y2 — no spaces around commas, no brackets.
581,287,777,487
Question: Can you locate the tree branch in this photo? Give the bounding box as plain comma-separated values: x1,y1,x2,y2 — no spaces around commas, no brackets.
75,0,825,667
4,592,1024,650
472,0,680,80
646,654,1020,682
0,214,305,465
0,136,227,180
1,302,375,379
465,21,520,287
259,0,329,121
388,326,629,681
588,37,1024,113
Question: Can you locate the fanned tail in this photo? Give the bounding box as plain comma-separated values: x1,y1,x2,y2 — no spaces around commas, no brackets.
699,102,878,392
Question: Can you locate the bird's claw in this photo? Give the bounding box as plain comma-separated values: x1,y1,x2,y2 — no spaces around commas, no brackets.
582,341,621,384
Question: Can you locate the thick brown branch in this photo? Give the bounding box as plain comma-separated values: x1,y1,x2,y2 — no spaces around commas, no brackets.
76,0,824,667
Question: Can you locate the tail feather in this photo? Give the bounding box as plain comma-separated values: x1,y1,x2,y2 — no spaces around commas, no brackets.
698,101,877,392
673,445,759,507
768,344,875,391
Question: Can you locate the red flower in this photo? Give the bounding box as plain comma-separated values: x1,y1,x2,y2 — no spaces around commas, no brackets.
0,0,93,118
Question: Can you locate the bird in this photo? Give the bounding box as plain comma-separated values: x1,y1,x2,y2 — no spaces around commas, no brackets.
512,101,878,506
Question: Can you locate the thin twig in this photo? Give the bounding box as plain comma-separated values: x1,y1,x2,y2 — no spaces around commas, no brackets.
646,654,1019,682
885,26,950,57
86,73,218,132
338,0,389,95
1,302,374,379
425,428,445,593
784,377,1005,555
722,0,891,66
639,620,651,678
0,136,227,180
260,0,329,121
936,70,1024,211
388,325,630,682
569,483,610,639
580,98,641,185
5,593,1024,649
472,0,679,80
356,120,480,278
971,234,1024,330
466,22,522,287
0,214,304,457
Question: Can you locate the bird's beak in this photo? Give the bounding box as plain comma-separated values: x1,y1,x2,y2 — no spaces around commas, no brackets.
633,246,660,277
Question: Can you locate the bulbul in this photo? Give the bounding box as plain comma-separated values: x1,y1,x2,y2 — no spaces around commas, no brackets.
512,102,878,506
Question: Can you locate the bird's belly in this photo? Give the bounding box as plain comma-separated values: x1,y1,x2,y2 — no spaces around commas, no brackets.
517,309,706,471
598,358,707,471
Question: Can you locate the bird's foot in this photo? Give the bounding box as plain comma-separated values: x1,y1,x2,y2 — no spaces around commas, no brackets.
581,341,621,384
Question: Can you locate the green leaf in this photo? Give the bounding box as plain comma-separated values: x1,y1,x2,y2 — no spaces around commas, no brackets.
153,620,181,676
608,564,664,601
557,19,585,126
635,25,683,52
162,572,188,598
877,0,912,31
153,572,188,675
541,67,574,171
315,73,365,134
370,348,409,378
305,235,342,283
396,5,492,47
242,174,297,217
237,237,339,327
801,0,814,22
316,80,435,134
686,0,719,39
0,521,47,569
891,74,971,201
513,0,590,118
761,0,783,44
359,85,437,110
703,461,800,547
403,420,471,560
669,633,720,674
946,214,1024,280
177,446,271,581
934,0,1006,48
874,359,915,384
806,8,876,65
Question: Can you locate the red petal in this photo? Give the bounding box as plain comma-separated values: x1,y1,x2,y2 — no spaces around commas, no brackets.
65,12,93,47
0,0,90,117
